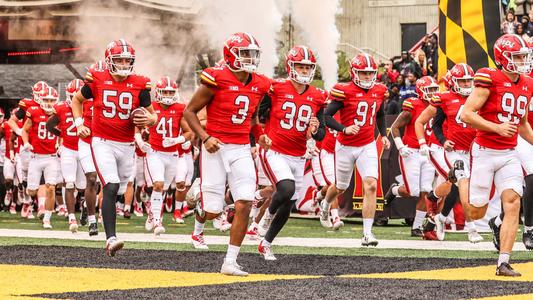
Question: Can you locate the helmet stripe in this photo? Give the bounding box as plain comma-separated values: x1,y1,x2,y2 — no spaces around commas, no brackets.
512,34,527,48
244,32,256,46
119,38,129,54
302,46,309,60
363,53,371,67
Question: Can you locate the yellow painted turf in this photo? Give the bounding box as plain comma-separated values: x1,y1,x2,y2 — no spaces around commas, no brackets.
0,264,320,299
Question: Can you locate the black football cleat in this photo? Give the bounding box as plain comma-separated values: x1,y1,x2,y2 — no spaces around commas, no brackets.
384,183,398,207
411,228,423,237
488,217,501,251
523,229,533,250
80,204,88,226
89,222,98,236
496,263,521,277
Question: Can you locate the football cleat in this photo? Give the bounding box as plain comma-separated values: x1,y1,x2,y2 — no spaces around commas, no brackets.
80,203,88,226
153,224,166,236
361,233,379,246
411,228,423,237
212,215,223,230
488,217,501,251
164,195,173,213
173,209,184,224
422,231,438,240
220,259,248,276
9,202,17,215
246,227,260,240
133,202,144,217
319,201,333,228
384,183,398,207
332,216,344,230
116,206,124,217
26,206,35,219
69,220,79,233
496,263,521,277
258,240,277,261
219,219,232,232
106,238,124,257
522,229,533,250
145,215,154,232
123,208,131,219
4,190,12,206
21,203,30,218
57,206,67,217
191,233,209,250
182,205,194,218
88,222,98,236
468,229,484,243
433,215,445,241
42,220,52,229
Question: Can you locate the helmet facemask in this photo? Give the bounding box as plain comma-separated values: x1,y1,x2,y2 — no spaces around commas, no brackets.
503,49,532,73
288,61,316,84
452,77,473,96
156,88,179,106
40,96,58,115
107,55,135,77
353,69,377,89
421,84,440,101
230,46,261,73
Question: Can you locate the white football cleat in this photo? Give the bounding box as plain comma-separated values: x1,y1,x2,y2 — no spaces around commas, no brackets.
332,217,344,230
106,237,124,257
153,224,165,236
434,215,446,241
42,220,52,229
258,240,277,261
361,233,379,247
191,233,209,250
145,215,154,232
212,215,223,230
69,220,78,233
468,229,484,243
219,220,232,232
220,259,248,276
319,201,333,228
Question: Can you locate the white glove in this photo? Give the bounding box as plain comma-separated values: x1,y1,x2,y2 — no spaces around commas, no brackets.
22,143,33,152
419,144,431,157
399,146,413,157
181,140,191,151
14,127,23,136
134,133,151,153
162,136,186,148
304,139,319,159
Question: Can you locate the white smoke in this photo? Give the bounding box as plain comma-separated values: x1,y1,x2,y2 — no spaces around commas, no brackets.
288,0,341,89
198,0,283,77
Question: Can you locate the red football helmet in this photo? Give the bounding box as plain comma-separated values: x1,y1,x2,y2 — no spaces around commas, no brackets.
494,34,531,74
285,45,317,84
39,87,59,114
32,81,49,101
104,39,135,77
223,32,261,73
350,53,378,89
416,76,440,101
449,63,474,96
65,79,84,104
89,60,106,71
155,76,179,105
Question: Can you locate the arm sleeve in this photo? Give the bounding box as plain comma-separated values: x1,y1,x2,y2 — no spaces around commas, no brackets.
376,104,387,137
249,133,256,147
324,100,345,132
432,107,447,145
15,109,26,120
80,85,93,99
258,94,272,123
311,107,326,141
139,89,151,107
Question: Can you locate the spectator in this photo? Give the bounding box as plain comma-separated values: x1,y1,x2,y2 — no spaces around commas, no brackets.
385,84,401,115
399,72,418,104
394,51,420,77
379,60,399,87
414,50,427,77
527,9,533,36
501,10,519,34
516,24,532,43
421,33,438,76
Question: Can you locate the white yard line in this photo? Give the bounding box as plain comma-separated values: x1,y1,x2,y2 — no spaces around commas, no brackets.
0,228,527,251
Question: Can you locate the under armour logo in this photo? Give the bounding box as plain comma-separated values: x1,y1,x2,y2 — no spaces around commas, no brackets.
126,83,133,88
251,87,258,92
307,96,313,102
523,86,528,91
372,93,378,97
285,94,294,99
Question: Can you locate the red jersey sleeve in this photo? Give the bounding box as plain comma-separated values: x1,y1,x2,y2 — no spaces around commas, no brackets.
473,68,493,88
199,68,218,89
402,98,415,112
329,83,347,101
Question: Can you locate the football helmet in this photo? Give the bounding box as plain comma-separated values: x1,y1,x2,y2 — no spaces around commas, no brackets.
350,53,378,89
449,63,474,96
285,45,317,84
223,32,261,73
104,39,135,77
65,79,84,104
494,34,531,74
32,81,49,102
39,87,59,114
155,76,179,105
416,76,440,101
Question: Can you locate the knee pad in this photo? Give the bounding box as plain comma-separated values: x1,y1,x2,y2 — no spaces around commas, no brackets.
275,179,296,200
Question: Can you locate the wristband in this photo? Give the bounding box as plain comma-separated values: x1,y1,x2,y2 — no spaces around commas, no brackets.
203,136,212,144
74,117,84,127
418,138,427,146
251,124,264,139
393,137,405,150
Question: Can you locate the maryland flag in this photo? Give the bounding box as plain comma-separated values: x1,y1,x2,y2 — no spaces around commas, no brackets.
438,0,501,81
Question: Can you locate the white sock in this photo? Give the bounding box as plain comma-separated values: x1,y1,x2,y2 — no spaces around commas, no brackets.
254,190,264,201
44,210,52,222
413,210,426,229
38,197,46,207
68,213,76,222
392,185,400,196
88,215,96,224
465,221,475,231
494,215,503,226
331,208,339,220
363,218,374,236
150,191,163,224
225,244,240,263
497,252,510,266
525,225,533,231
193,219,205,236
175,201,183,210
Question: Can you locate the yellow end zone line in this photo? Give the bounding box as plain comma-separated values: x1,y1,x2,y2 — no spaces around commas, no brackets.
0,264,320,298
472,293,533,300
338,262,533,282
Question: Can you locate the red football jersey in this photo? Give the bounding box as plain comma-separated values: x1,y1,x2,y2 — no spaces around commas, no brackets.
84,67,151,143
473,68,533,149
149,102,186,152
431,91,476,151
401,97,430,149
321,113,340,154
54,102,79,151
266,79,326,156
26,106,57,154
199,66,271,144
330,82,387,147
81,99,94,144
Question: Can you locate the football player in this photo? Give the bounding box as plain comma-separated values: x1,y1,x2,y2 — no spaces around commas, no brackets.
184,32,272,276
71,39,157,256
323,53,390,245
461,34,533,276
